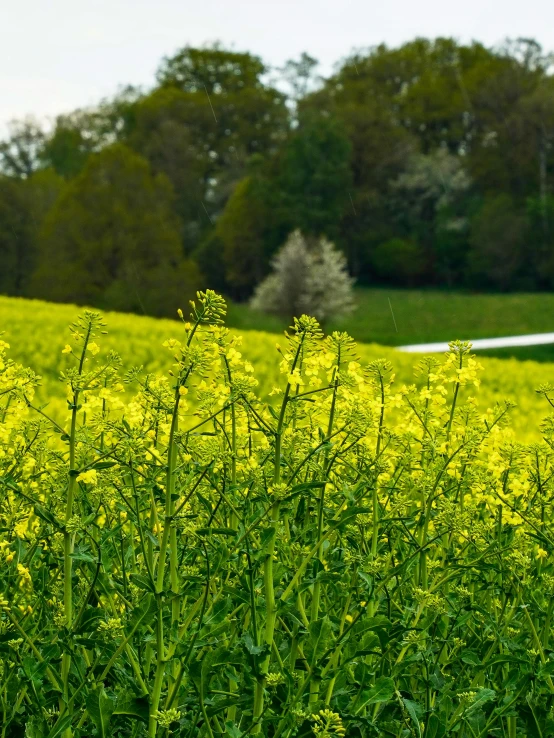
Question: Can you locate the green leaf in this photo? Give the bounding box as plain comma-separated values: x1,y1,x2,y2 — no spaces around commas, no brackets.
402,698,423,737
260,526,276,548
75,637,100,649
486,654,529,667
334,506,371,528
461,650,481,666
86,687,115,737
306,616,332,663
33,504,61,529
267,406,279,421
201,646,230,693
361,676,395,706
45,715,73,738
425,714,445,738
222,586,250,606
129,573,155,592
92,461,118,469
243,633,265,655
113,692,149,723
287,481,325,498
75,607,106,634
22,657,46,688
539,660,554,676
225,721,242,738
70,545,97,564
128,593,157,632
466,688,495,714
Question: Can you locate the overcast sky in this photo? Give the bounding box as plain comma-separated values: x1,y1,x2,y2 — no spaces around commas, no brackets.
2,0,554,130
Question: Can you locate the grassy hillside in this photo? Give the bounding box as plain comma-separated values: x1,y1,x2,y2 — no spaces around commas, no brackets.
2,294,554,440
228,287,554,360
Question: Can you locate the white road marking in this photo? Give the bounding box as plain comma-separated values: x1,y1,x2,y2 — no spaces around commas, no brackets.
399,333,554,353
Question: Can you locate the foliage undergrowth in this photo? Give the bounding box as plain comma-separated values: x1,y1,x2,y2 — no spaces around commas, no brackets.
3,291,554,737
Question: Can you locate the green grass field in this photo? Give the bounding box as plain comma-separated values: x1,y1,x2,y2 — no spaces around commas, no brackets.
228,287,554,361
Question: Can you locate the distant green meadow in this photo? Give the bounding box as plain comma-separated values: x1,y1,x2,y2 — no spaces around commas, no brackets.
228,287,554,361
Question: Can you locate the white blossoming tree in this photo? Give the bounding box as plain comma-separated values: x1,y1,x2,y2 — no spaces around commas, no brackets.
250,230,355,323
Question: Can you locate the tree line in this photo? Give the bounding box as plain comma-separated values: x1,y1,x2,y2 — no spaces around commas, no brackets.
1,38,554,316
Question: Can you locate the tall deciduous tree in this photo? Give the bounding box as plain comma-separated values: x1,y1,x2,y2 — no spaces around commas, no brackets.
127,45,289,251
41,88,140,179
0,168,63,295
467,194,529,289
0,119,45,178
0,176,33,294
210,170,285,298
277,116,353,241
31,144,201,316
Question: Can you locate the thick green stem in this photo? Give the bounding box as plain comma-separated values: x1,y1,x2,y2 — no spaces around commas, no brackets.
309,350,340,706
148,604,166,737
149,386,181,735
61,321,93,738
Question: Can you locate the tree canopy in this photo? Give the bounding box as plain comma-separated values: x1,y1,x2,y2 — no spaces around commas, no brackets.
1,38,554,316
31,143,200,315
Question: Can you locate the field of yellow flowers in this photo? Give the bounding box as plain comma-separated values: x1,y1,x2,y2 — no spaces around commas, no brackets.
3,292,554,737
1,294,554,440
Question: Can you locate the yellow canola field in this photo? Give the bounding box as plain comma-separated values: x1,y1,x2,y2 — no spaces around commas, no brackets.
1,294,553,440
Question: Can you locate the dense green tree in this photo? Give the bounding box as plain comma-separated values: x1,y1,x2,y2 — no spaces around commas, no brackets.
0,169,63,295
31,144,201,315
41,87,141,178
276,116,353,240
0,176,33,294
157,44,266,93
388,148,473,282
526,194,554,287
298,37,554,290
127,86,217,250
467,194,529,289
126,46,289,252
211,172,285,298
0,119,45,178
155,45,289,169
371,238,427,285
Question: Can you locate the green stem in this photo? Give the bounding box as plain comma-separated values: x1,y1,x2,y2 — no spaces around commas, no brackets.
61,321,93,738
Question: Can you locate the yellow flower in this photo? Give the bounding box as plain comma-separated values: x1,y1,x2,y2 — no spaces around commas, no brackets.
62,344,72,354
288,370,304,387
76,469,98,485
17,564,32,591
537,547,548,561
88,342,100,355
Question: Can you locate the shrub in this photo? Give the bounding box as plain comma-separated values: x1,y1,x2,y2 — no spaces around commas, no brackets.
3,291,554,736
371,237,426,284
250,230,355,322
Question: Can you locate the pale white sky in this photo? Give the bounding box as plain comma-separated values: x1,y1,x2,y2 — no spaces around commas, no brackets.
2,0,554,129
